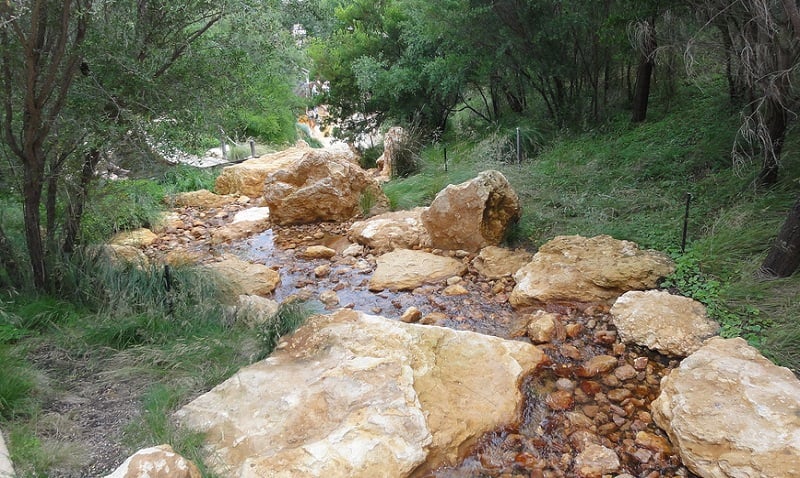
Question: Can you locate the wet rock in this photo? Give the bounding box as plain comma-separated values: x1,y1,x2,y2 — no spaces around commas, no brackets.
369,249,467,291
211,219,271,244
169,189,238,208
651,337,800,478
526,310,563,344
304,245,337,259
314,264,331,278
203,255,280,298
400,306,422,323
342,243,365,257
614,364,637,381
176,309,545,478
634,431,672,455
610,290,719,356
443,284,469,296
232,207,271,224
104,444,200,478
546,390,574,411
262,149,389,225
573,444,620,478
576,355,618,378
421,170,521,252
109,228,158,248
319,290,340,307
420,312,448,325
510,235,674,307
349,208,432,253
472,246,533,280
215,145,315,197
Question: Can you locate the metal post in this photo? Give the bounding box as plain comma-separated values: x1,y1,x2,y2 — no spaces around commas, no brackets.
444,146,448,172
516,127,521,165
681,193,693,253
249,139,256,158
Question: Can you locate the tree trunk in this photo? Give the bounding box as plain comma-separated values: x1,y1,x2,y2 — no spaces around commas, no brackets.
631,20,656,123
62,149,101,254
0,225,22,287
757,96,788,186
760,196,800,277
23,160,48,290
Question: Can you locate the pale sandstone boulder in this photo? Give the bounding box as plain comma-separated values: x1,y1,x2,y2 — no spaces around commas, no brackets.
203,256,280,297
215,146,314,197
0,430,13,478
651,337,800,478
211,208,272,245
95,244,150,268
610,290,719,356
510,235,674,307
169,189,238,209
262,149,389,225
109,228,158,248
349,208,432,253
369,249,467,291
472,246,533,280
104,444,200,478
421,170,520,252
573,444,620,478
176,309,545,478
235,294,280,328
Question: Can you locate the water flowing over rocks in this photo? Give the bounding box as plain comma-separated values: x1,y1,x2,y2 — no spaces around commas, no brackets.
421,170,521,252
610,290,719,356
651,337,800,478
349,208,432,253
175,309,546,478
369,249,467,291
203,255,280,297
103,445,200,478
510,235,675,307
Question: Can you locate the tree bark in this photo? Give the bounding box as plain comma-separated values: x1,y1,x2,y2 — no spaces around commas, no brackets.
761,196,800,277
62,149,101,254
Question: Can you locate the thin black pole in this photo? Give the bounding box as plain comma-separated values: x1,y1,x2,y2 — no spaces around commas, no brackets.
444,146,448,172
681,193,692,253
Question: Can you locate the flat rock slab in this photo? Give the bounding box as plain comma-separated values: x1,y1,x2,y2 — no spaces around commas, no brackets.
472,246,533,280
176,309,545,478
610,290,719,356
369,249,467,291
349,208,431,253
203,255,280,297
651,337,800,478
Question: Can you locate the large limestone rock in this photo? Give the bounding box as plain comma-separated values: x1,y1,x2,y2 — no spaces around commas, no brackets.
104,444,200,478
472,246,533,280
176,309,545,478
203,255,280,297
215,146,314,198
0,430,13,478
263,149,389,225
369,249,467,291
510,235,674,307
349,208,431,253
610,290,719,356
169,189,238,209
651,337,800,478
421,170,521,252
109,228,158,248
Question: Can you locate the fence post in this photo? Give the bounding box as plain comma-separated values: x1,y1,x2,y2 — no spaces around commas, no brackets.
516,127,521,165
681,193,693,253
444,146,448,172
250,139,256,158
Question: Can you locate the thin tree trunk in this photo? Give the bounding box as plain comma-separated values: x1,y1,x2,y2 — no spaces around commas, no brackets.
62,149,100,254
761,196,800,277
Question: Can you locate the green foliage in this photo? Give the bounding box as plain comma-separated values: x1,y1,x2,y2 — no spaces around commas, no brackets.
0,346,34,420
81,180,166,243
358,189,377,217
256,301,314,358
159,165,220,193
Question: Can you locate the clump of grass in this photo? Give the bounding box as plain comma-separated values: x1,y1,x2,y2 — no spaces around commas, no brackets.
159,164,220,193
82,179,166,243
0,345,35,419
256,301,315,358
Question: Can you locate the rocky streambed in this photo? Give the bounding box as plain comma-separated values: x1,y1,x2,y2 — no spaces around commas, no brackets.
100,144,799,478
